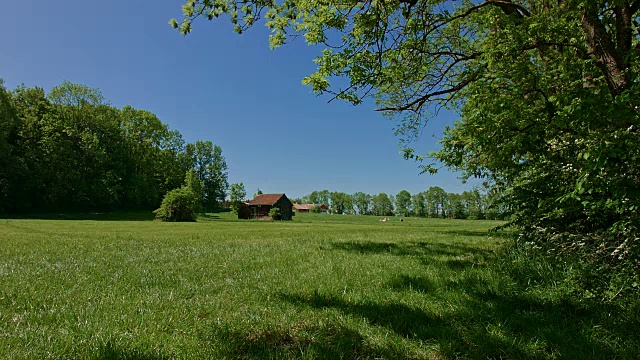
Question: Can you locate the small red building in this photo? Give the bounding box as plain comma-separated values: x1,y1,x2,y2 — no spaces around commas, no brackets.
293,203,329,213
239,193,293,220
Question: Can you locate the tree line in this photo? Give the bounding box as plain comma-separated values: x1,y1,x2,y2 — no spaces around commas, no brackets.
291,187,506,220
0,79,228,213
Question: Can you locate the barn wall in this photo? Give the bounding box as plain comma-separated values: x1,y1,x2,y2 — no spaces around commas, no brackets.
237,203,251,219
250,205,271,219
277,197,293,220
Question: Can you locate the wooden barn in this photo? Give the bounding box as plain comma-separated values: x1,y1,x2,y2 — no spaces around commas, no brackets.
293,203,329,213
238,193,293,220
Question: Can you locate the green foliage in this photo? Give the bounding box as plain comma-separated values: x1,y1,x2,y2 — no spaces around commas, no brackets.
187,140,229,211
153,187,198,222
184,169,204,213
448,193,468,220
424,186,448,218
329,191,352,214
228,182,246,215
395,190,412,217
463,189,485,220
352,192,371,215
0,79,228,214
0,79,18,212
411,192,427,217
305,190,330,206
119,105,190,208
268,206,281,220
371,193,394,216
426,4,640,288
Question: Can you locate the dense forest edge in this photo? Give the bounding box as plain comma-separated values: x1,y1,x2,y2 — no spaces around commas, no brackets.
0,79,228,214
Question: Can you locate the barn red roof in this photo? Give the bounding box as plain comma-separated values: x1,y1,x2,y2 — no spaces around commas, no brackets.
293,203,329,210
249,193,286,206
293,204,314,210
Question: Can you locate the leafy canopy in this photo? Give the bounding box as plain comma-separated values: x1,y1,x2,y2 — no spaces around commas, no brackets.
229,182,247,215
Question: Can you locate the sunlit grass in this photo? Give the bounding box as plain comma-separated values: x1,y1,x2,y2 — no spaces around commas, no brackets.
0,213,637,359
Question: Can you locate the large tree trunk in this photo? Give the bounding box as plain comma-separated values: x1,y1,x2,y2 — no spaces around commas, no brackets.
581,2,635,98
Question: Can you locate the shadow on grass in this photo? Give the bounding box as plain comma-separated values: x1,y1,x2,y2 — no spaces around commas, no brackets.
330,240,492,257
95,342,168,360
276,287,634,359
197,213,222,221
0,211,155,221
282,241,640,358
389,274,435,293
439,229,511,239
329,240,493,270
203,321,407,359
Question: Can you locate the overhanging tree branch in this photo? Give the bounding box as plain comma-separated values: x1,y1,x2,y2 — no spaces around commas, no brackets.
375,67,483,112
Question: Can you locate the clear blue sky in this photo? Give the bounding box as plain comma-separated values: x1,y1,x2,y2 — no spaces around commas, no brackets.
1,0,477,199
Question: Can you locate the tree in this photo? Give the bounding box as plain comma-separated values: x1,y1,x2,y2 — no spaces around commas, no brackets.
462,189,485,220
121,105,190,209
411,192,427,217
447,193,467,219
174,0,640,291
187,140,228,211
371,193,394,216
395,190,412,217
3,85,49,212
0,79,18,212
329,191,352,214
184,169,204,213
352,192,371,215
307,190,330,206
228,182,247,215
424,187,447,218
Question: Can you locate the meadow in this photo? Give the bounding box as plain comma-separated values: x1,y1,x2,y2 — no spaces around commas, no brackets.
0,213,638,359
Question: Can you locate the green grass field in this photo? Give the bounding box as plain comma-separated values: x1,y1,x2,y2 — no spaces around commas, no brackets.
1,213,638,359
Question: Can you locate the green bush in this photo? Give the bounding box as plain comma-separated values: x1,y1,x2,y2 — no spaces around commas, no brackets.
269,207,281,220
154,187,198,222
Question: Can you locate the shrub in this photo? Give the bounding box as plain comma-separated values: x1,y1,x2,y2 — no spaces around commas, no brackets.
154,187,198,222
269,207,281,220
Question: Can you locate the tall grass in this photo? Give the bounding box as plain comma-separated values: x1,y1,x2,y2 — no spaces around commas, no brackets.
0,213,637,359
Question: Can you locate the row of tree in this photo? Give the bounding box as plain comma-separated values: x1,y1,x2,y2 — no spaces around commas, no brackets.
292,187,505,220
0,79,228,213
